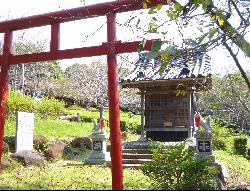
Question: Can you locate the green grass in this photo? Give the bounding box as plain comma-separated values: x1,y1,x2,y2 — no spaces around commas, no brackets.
4,111,139,142
2,111,147,190
66,108,141,134
215,150,250,186
6,107,250,189
0,160,152,190
5,117,94,140
67,108,141,123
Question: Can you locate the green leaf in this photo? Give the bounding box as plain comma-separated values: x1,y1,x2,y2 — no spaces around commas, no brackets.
159,62,169,75
174,2,183,12
201,0,210,11
135,18,141,28
197,32,209,44
147,51,159,60
165,46,178,55
242,41,250,57
185,38,199,47
148,7,157,14
161,31,168,35
193,0,200,6
166,8,178,20
208,28,218,39
148,20,158,33
151,40,162,52
157,3,163,11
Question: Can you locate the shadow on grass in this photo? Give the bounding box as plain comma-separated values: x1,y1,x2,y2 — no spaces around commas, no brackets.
62,146,91,162
0,186,16,190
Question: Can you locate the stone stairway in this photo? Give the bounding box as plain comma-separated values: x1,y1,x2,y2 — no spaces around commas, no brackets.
122,148,153,169
106,141,154,169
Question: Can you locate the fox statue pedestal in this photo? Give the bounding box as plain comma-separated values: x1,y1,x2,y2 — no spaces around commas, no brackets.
85,132,108,164
193,113,215,161
85,106,109,164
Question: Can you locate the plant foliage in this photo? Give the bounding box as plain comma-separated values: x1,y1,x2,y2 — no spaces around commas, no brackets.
7,90,36,117
141,141,219,190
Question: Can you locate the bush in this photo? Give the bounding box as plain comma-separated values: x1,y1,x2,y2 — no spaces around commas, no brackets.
212,133,227,151
120,119,141,134
67,109,100,123
36,97,65,118
211,120,236,152
247,148,250,160
7,90,36,117
141,142,219,190
3,136,15,152
80,115,94,123
233,137,248,157
67,104,83,111
212,124,227,150
33,135,49,153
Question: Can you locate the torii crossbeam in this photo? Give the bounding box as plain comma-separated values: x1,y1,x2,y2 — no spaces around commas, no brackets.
0,0,169,189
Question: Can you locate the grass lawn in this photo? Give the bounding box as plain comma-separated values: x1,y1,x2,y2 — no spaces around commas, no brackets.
215,150,250,187
4,116,139,143
3,111,249,190
1,115,147,190
5,117,94,140
0,160,152,190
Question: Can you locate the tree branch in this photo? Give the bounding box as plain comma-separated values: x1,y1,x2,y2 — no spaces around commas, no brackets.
229,0,249,25
209,1,250,57
223,40,250,90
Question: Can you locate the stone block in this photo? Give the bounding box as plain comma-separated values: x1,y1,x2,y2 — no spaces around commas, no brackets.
44,140,66,161
0,159,12,170
70,137,92,149
2,141,9,154
12,150,44,166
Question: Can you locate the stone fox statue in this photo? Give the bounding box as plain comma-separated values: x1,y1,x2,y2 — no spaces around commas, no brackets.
92,119,100,134
92,105,106,135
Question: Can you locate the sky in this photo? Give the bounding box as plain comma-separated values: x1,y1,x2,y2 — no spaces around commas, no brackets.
0,0,249,75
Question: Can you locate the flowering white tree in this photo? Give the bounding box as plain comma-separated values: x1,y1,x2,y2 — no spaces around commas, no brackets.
8,41,64,96
199,71,250,130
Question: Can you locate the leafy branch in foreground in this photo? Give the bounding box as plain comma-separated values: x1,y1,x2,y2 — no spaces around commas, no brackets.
141,0,250,89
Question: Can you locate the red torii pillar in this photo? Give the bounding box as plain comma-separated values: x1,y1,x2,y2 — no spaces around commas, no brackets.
0,31,13,165
106,13,123,189
0,0,170,189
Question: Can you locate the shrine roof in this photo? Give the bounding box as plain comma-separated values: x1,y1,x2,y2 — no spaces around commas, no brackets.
120,50,212,90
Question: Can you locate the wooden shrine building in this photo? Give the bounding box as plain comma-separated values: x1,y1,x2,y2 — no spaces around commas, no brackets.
120,51,212,142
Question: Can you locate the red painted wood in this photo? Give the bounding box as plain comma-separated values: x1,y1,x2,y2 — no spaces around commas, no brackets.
9,45,107,64
107,13,123,190
7,40,155,65
0,31,13,163
50,23,60,51
115,40,154,54
0,0,168,32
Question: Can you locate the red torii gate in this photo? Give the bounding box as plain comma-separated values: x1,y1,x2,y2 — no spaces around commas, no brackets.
0,0,169,189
